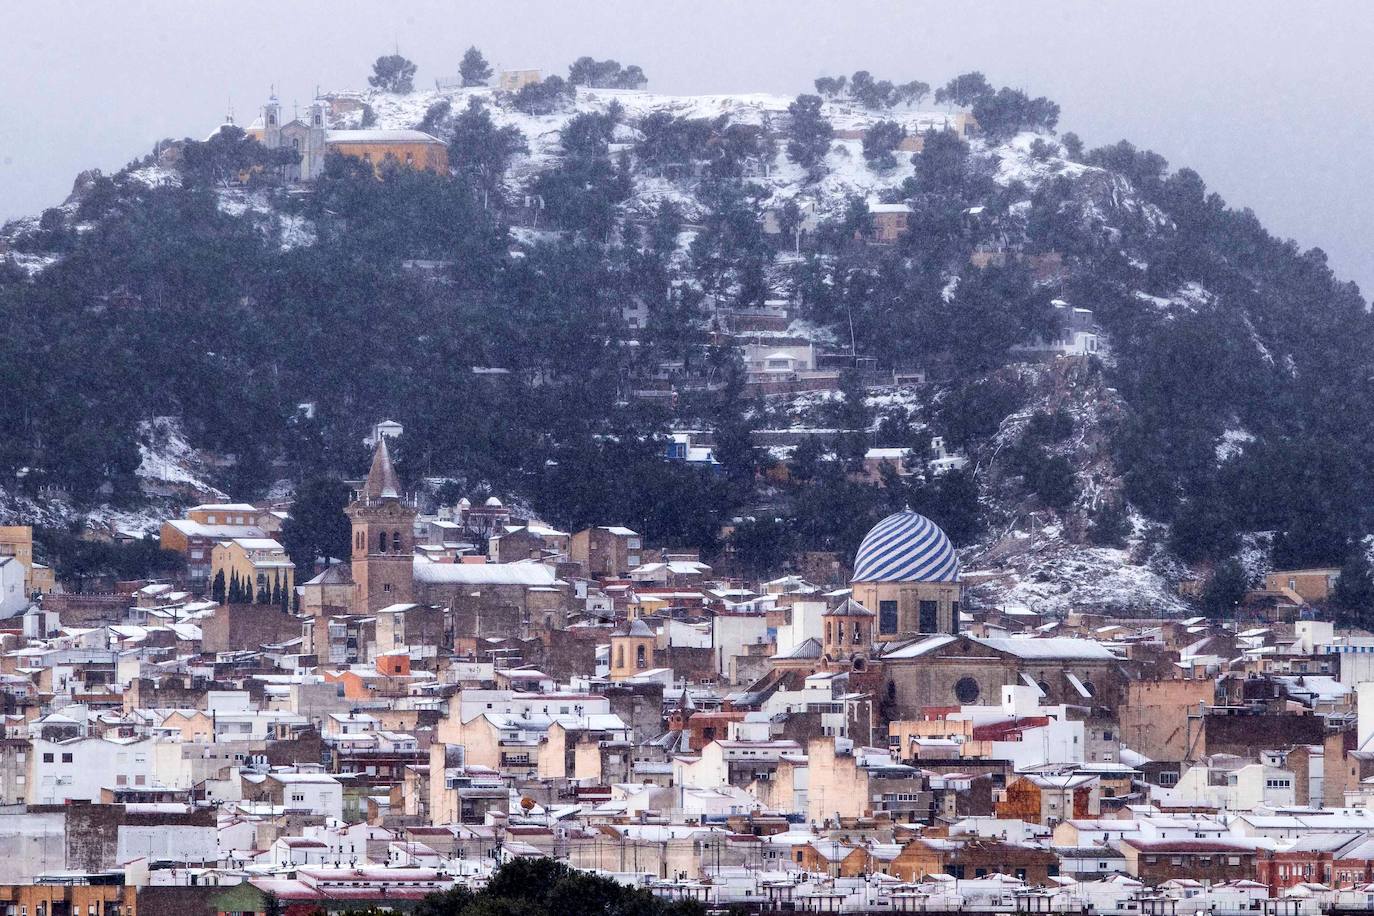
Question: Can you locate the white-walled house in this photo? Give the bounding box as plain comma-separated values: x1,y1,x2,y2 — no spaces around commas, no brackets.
237,772,344,821
28,736,156,803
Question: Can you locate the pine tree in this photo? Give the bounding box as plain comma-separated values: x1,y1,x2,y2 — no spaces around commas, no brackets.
1332,550,1374,624
1201,559,1249,620
785,94,833,182
368,53,417,93
459,46,492,87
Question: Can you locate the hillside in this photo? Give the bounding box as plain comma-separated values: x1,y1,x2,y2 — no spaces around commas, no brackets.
1,70,1369,614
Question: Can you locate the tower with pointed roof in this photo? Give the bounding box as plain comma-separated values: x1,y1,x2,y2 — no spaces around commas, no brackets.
348,437,416,613
609,618,657,681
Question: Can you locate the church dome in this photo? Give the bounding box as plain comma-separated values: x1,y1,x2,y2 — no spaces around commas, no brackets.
852,511,959,583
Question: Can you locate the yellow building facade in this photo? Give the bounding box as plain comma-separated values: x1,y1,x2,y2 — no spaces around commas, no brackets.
210,537,294,600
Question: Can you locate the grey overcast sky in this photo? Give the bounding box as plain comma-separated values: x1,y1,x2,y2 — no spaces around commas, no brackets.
3,1,1372,292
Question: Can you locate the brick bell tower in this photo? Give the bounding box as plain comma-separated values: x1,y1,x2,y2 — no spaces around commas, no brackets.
348,436,416,613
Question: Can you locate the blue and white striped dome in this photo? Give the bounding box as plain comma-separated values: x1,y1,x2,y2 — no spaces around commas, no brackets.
852,511,960,583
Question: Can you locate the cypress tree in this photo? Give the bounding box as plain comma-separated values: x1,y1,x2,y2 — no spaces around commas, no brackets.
211,570,226,604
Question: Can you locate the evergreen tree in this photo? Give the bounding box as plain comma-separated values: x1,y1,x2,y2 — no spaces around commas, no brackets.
785,94,833,182
862,120,907,172
180,125,299,188
256,580,270,604
934,71,993,107
458,46,492,86
813,75,847,98
1332,550,1374,623
280,478,353,576
728,516,795,578
210,569,226,604
1088,502,1132,548
913,128,970,192
511,76,573,115
448,98,527,206
711,353,757,502
1201,559,1249,620
895,80,930,107
369,53,417,93
790,437,822,484
972,87,1061,141
568,57,646,89
415,100,451,135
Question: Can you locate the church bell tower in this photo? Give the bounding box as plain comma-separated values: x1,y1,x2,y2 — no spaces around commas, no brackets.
348,436,416,613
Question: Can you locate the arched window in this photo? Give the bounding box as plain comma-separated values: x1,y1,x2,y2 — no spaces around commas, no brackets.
636,644,648,669
392,531,402,552
378,531,388,553
852,624,863,645
615,646,625,669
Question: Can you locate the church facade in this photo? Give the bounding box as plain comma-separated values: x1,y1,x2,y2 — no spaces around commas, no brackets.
245,96,448,181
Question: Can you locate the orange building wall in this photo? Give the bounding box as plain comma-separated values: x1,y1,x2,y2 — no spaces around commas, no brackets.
328,142,449,175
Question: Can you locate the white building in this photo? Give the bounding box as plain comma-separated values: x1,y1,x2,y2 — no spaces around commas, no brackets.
28,736,156,804
1012,301,1105,359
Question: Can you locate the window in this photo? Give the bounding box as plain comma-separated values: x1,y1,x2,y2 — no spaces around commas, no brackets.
919,600,938,633
392,531,402,552
379,531,388,552
954,677,980,704
42,753,53,763
879,601,898,635
60,753,72,764
636,645,648,669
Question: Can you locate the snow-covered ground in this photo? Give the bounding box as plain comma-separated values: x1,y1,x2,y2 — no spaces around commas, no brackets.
966,534,1191,617
0,417,225,535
